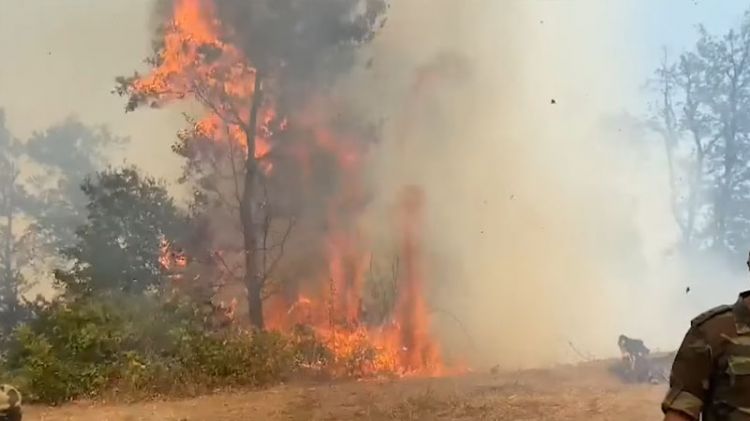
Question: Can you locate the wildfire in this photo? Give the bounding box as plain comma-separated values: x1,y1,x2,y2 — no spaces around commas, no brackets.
159,236,188,273
134,0,276,171
383,187,442,373
134,0,447,378
263,187,443,377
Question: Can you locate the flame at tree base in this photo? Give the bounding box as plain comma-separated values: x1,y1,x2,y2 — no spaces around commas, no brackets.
264,186,446,378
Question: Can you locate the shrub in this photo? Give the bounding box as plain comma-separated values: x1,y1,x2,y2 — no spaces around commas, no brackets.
3,294,296,404
5,298,132,403
286,324,392,379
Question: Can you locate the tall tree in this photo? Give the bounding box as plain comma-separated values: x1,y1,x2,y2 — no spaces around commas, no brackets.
650,11,750,257
117,0,388,328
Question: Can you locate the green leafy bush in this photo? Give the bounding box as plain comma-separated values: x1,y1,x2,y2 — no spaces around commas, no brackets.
3,294,296,404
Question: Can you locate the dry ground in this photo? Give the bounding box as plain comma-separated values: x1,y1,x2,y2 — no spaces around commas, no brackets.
25,361,665,420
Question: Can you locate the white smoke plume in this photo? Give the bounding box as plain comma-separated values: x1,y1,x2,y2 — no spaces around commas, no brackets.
347,0,747,368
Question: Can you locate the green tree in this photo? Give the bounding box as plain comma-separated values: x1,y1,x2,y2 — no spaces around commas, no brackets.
650,10,750,258
55,167,187,297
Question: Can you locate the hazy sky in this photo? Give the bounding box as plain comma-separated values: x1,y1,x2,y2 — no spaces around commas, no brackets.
0,0,747,183
0,0,185,181
634,0,748,97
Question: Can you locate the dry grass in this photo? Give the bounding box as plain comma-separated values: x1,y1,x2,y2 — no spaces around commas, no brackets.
26,360,665,420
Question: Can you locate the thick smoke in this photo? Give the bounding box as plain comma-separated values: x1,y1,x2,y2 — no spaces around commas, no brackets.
344,1,747,367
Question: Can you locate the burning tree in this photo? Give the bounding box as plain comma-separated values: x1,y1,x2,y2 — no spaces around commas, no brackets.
117,0,445,376
117,0,387,329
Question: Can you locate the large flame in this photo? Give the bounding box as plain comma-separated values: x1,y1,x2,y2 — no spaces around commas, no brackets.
134,0,274,166
385,186,441,372
133,0,446,377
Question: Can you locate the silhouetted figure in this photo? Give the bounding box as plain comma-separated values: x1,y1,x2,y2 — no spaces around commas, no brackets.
618,334,654,383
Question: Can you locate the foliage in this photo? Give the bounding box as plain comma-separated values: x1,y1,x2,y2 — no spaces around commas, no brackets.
4,293,296,404
650,10,750,257
55,166,187,296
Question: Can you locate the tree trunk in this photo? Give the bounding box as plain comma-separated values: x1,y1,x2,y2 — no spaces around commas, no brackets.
240,70,265,329
1,164,16,316
657,55,688,245
715,85,738,250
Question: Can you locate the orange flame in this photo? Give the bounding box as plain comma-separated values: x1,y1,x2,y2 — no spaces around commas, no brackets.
159,236,188,285
261,186,444,377
133,0,277,173
384,186,442,374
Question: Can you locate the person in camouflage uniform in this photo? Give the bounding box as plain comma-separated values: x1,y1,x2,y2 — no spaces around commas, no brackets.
663,255,750,420
0,384,21,421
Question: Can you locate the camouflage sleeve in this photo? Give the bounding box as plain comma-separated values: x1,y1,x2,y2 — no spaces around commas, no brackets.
661,324,713,420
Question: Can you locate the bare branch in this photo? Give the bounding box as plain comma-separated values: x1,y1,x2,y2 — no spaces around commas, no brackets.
211,251,242,282
225,125,245,208
192,81,243,127
265,217,296,278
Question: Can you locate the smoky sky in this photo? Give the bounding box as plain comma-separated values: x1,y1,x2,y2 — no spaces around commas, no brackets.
0,1,185,183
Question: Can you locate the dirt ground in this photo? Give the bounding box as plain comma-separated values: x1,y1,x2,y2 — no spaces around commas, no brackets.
25,361,665,421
